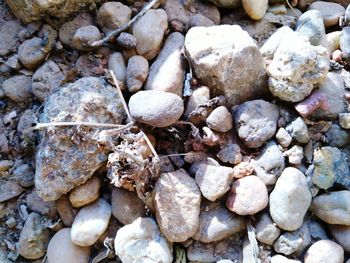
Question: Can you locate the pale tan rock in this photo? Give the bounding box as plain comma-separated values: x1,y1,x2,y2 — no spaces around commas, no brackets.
56,195,76,227
72,25,101,51
242,0,268,20
206,106,233,133
69,175,101,208
126,55,149,93
97,2,131,34
304,240,344,263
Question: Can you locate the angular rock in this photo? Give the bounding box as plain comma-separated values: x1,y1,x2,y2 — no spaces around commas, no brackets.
26,191,56,217
97,2,131,34
308,1,345,27
185,25,267,106
2,75,32,103
0,21,22,56
18,37,50,70
255,212,281,246
116,32,136,49
69,175,101,208
283,145,304,165
296,10,325,45
217,144,242,165
304,240,344,263
126,55,149,93
273,232,303,256
35,77,125,201
0,180,24,202
154,169,201,242
276,127,292,148
286,117,310,144
325,123,350,147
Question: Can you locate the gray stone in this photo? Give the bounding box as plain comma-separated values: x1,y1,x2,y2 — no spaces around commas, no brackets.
325,123,350,147
255,212,281,246
97,2,131,34
329,225,350,253
296,10,325,45
283,145,304,165
116,32,136,49
18,37,50,70
126,55,149,93
2,75,32,103
340,27,350,61
286,117,310,144
271,255,301,263
108,52,126,90
0,21,23,56
26,191,56,217
188,14,215,28
0,180,24,202
308,1,345,27
273,232,303,256
207,0,240,8
72,25,101,51
217,144,242,164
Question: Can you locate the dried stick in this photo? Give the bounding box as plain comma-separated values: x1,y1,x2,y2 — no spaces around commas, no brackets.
90,0,159,47
30,121,125,131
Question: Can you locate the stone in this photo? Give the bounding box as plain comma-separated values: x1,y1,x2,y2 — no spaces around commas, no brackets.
71,198,111,246
114,217,173,263
325,123,350,147
184,25,267,106
283,145,304,165
192,204,245,243
234,100,279,148
132,9,168,60
341,27,350,61
271,255,302,263
308,1,345,27
0,160,13,172
126,55,149,93
206,0,240,8
286,117,310,144
32,60,64,102
26,191,56,217
111,187,145,225
69,175,101,208
154,169,201,242
304,240,344,263
129,90,184,128
108,52,127,90
329,225,350,253
194,160,234,201
18,37,49,70
35,77,126,201
72,25,101,51
144,32,185,96
267,31,329,102
312,146,350,190
0,21,22,56
47,228,90,263
242,0,268,20
97,2,131,34
339,113,350,129
5,55,20,70
184,86,210,116
255,213,281,246
2,75,32,103
273,232,303,256
0,180,24,202
116,32,136,49
188,14,215,28
276,127,292,147
326,31,341,55
217,144,242,165
269,167,312,231
56,196,76,227
310,190,350,225
307,220,328,240
296,10,325,45
19,212,50,260
227,175,268,215
206,106,233,133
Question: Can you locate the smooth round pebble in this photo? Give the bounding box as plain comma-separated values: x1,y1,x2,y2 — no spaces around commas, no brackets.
255,213,281,246
69,175,101,208
18,37,48,70
108,52,126,89
271,255,301,263
97,2,131,34
329,225,350,252
72,25,101,51
308,1,345,27
2,75,32,102
242,0,268,20
304,240,344,263
126,55,149,93
206,106,233,133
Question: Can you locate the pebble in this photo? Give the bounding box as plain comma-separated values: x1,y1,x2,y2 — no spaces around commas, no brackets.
233,162,254,178
144,32,185,96
339,113,350,129
276,127,292,147
116,32,136,49
97,2,132,34
129,90,184,127
234,100,279,148
329,225,350,253
341,26,350,61
242,0,268,20
307,220,328,240
69,175,101,208
0,180,24,202
308,1,345,27
0,21,22,56
71,198,111,246
304,240,344,263
271,255,302,263
111,187,145,225
286,117,310,144
56,195,76,227
296,10,325,45
72,25,101,51
5,54,21,70
184,86,210,116
154,169,201,242
108,52,127,90
19,212,50,259
206,106,233,133
126,55,149,93
132,9,168,60
326,31,342,55
0,160,13,172
18,37,48,70
273,232,303,256
47,228,90,263
255,212,281,246
310,190,350,225
269,167,312,231
188,14,215,28
114,217,173,263
226,175,268,215
283,145,304,165
26,191,56,217
206,0,240,8
217,144,242,165
2,75,32,103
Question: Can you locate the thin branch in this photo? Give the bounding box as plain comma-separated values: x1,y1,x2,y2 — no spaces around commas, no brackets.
140,130,159,160
30,121,126,131
90,0,159,47
286,0,300,17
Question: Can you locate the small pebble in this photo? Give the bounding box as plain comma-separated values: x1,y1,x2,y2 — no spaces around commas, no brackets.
18,37,48,70
304,240,344,263
72,25,101,51
108,52,126,89
116,32,136,49
286,117,310,144
296,10,325,46
283,145,304,165
69,175,101,208
340,27,350,62
242,0,268,20
276,127,292,147
339,113,350,129
255,213,281,246
206,106,233,133
2,75,32,103
97,2,131,34
56,195,77,227
126,55,149,93
308,1,345,27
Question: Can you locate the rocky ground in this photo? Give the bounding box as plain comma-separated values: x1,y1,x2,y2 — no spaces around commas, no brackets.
1,0,350,262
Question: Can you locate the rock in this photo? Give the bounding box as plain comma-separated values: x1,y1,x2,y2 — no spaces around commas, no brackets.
286,117,310,144
35,77,126,201
0,180,24,202
72,25,101,51
234,100,279,148
154,169,201,242
59,13,94,47
304,240,344,263
329,225,350,253
242,0,268,20
108,52,127,90
227,175,268,215
56,196,76,227
308,1,345,27
341,27,350,61
111,187,145,225
26,191,56,217
267,31,329,102
132,9,168,60
310,190,350,225
273,232,303,256
255,213,281,246
12,162,35,188
5,54,21,70
192,204,245,243
18,212,50,260
206,0,240,8
326,31,341,55
114,217,173,263
206,106,233,133
276,127,292,147
283,145,304,165
69,175,101,208
116,32,136,49
0,160,13,172
339,113,350,129
312,146,350,190
184,25,267,106
126,55,149,93
144,32,185,96
47,228,90,263
184,85,210,117
308,220,328,240
2,75,32,103
269,167,312,231
188,14,215,28
325,123,350,147
217,144,242,165
193,160,234,201
18,37,49,70
97,2,131,34
32,60,64,102
129,90,184,128
71,199,111,246
271,255,302,263
296,10,325,45
0,21,23,56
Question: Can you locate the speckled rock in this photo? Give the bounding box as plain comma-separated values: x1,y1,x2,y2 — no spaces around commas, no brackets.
270,167,312,231
126,55,149,93
296,10,325,45
18,37,49,70
116,32,136,49
273,232,303,256
129,90,184,128
0,21,23,56
2,75,32,103
339,113,350,129
255,213,281,246
72,25,101,51
154,169,201,242
341,27,350,61
242,0,268,20
329,225,350,253
35,77,126,201
114,217,173,263
304,240,344,263
217,144,242,165
69,175,101,208
97,2,131,34
325,123,350,147
286,117,310,144
308,1,345,27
